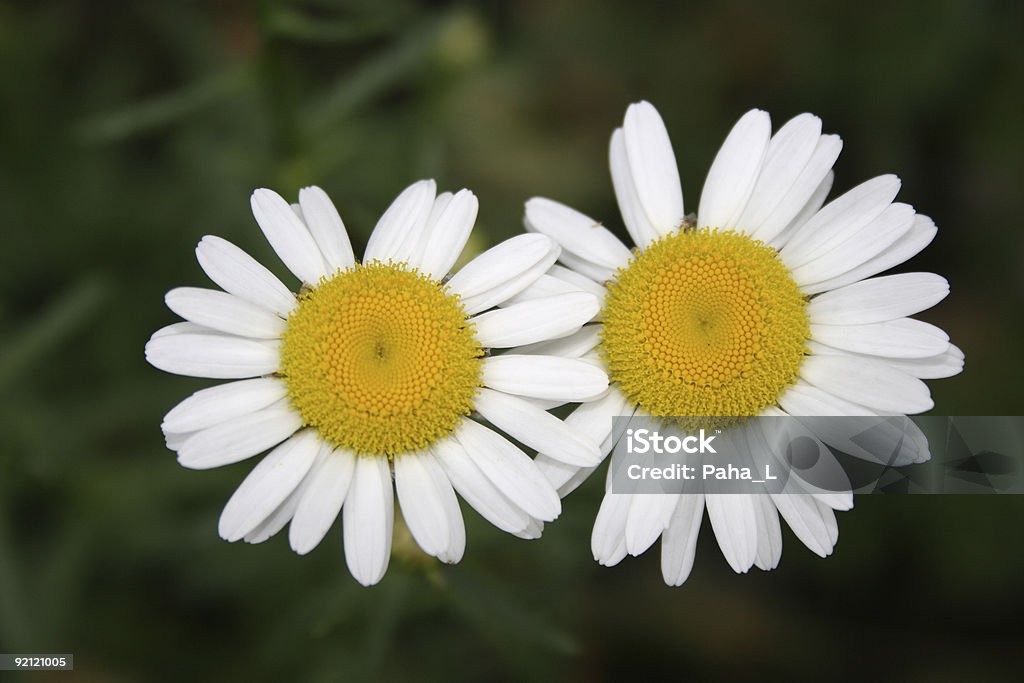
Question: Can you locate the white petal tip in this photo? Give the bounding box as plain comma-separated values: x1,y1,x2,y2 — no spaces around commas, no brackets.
351,572,385,588
250,188,281,207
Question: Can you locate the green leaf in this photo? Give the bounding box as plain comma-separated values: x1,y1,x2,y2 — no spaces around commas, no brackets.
0,277,109,391
72,65,253,144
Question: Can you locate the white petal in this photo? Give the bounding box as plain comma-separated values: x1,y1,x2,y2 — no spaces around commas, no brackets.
363,179,436,265
165,287,286,339
218,429,321,541
622,101,685,234
400,189,449,270
432,455,467,564
437,514,467,563
777,381,925,465
501,274,588,306
781,175,901,269
811,318,949,359
343,455,395,586
800,353,934,413
814,490,854,512
610,128,660,247
564,470,600,500
432,435,533,535
519,397,567,411
471,292,600,348
453,419,560,522
195,236,297,317
242,443,331,544
289,447,356,555
524,197,633,271
809,336,954,391
625,493,679,557
504,264,610,306
697,109,772,231
705,494,758,573
557,250,616,283
769,169,835,250
752,494,783,571
145,333,279,379
895,417,932,465
660,493,705,586
162,377,288,433
482,354,608,401
514,324,602,358
243,484,303,544
164,429,194,451
534,388,630,490
790,203,916,286
461,256,563,316
556,386,631,453
512,518,545,540
473,388,601,467
754,135,842,244
250,189,330,284
777,380,875,417
801,214,938,294
298,186,356,272
150,321,226,339
424,192,453,234
176,400,302,469
416,189,478,279
878,343,964,379
807,273,949,325
738,113,822,236
770,493,836,557
447,233,559,313
447,233,554,299
537,392,632,494
547,265,610,298
823,502,839,545
394,451,464,561
534,455,583,494
411,192,461,278
608,123,666,249
592,490,631,566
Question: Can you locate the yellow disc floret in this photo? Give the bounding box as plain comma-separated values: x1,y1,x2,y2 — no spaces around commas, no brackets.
280,263,482,457
600,229,809,420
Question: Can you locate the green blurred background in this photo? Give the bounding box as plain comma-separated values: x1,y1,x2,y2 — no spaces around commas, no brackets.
1,0,1022,680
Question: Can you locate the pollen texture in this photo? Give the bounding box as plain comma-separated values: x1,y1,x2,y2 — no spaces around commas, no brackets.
600,229,809,419
280,263,482,457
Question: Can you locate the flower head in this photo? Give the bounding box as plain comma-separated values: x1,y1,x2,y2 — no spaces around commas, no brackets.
523,102,963,584
146,181,608,586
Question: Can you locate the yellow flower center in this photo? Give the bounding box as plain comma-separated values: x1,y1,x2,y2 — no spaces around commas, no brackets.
600,229,809,420
280,263,482,457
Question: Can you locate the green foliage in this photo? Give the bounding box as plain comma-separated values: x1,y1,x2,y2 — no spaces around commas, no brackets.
1,0,1022,680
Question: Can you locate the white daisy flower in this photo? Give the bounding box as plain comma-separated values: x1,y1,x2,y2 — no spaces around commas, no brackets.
522,102,964,585
145,180,609,586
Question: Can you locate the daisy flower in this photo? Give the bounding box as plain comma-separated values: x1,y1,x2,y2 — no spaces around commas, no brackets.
145,180,608,586
522,102,963,585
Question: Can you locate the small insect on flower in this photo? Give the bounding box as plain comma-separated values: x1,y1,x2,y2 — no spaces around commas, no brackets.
146,181,609,586
522,102,963,585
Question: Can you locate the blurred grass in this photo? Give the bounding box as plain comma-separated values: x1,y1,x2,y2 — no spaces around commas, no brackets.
0,0,1022,680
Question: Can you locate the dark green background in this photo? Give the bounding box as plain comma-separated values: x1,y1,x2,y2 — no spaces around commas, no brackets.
1,1,1022,680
